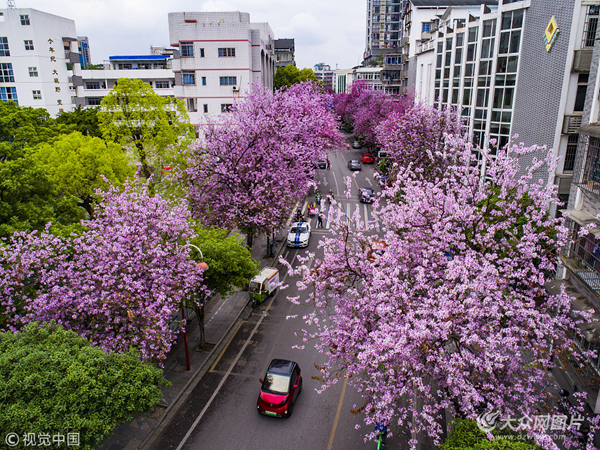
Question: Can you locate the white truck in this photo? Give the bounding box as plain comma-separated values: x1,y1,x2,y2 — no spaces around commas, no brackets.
249,267,280,307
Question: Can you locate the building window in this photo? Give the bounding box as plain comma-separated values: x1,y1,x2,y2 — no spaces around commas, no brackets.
202,76,206,86
186,98,197,112
564,134,578,173
138,63,151,70
422,22,431,33
181,42,194,57
118,63,132,70
155,80,170,89
199,48,205,57
24,40,34,51
85,81,105,90
20,15,30,25
28,66,38,77
0,86,18,104
0,63,14,82
220,76,237,86
221,104,232,113
218,48,236,57
87,98,102,106
203,104,208,113
0,37,10,57
32,90,41,100
183,71,196,85
574,73,589,112
583,5,600,48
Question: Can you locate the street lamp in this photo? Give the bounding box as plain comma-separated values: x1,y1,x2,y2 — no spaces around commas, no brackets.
180,243,209,371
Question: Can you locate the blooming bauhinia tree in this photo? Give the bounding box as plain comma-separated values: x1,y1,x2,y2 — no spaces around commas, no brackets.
183,82,345,242
284,134,593,449
376,101,464,180
0,181,205,362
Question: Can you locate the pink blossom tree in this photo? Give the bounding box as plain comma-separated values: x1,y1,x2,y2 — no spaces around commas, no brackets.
284,135,592,449
0,181,205,362
183,82,345,244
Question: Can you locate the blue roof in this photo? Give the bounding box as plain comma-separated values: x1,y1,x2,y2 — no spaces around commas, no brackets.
109,55,170,61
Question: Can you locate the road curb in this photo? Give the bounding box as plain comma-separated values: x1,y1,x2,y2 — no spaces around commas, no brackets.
140,238,288,450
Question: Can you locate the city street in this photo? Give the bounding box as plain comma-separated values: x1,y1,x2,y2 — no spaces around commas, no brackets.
146,142,413,450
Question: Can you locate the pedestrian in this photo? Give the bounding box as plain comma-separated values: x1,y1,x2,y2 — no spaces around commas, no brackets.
317,214,323,228
327,158,331,170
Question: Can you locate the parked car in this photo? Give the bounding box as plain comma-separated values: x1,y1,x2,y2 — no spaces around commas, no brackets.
287,222,311,248
257,359,302,418
362,153,374,164
359,187,374,203
348,160,362,171
317,159,327,169
352,141,362,149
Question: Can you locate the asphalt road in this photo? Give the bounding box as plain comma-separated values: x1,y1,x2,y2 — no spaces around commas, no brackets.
147,140,413,450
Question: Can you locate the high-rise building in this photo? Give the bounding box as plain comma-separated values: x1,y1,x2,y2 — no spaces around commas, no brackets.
313,62,334,91
168,11,275,126
77,36,91,68
274,38,295,67
364,0,404,68
0,7,82,116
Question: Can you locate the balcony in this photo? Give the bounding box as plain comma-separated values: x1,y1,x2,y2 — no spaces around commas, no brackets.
416,40,435,54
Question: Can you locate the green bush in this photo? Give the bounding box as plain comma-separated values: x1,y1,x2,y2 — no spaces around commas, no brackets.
442,419,540,450
0,321,169,449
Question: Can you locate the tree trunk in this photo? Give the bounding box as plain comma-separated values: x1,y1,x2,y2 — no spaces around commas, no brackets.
193,302,206,350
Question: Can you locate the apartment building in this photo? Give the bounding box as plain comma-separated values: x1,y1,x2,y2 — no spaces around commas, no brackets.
274,38,295,68
313,62,334,91
78,53,175,107
0,7,82,116
333,66,384,93
168,11,275,125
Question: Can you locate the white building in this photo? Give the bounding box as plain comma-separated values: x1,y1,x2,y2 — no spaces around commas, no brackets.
0,7,82,116
168,11,275,125
78,53,175,107
333,66,384,94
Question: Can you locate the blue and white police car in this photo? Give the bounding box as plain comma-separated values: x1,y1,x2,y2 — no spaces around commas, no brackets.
287,222,311,248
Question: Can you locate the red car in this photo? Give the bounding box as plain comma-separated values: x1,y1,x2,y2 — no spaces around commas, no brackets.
362,153,374,164
257,359,303,418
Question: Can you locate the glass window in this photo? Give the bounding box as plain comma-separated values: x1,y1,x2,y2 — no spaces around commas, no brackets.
155,81,170,89
574,84,588,112
199,48,205,57
85,81,105,90
28,66,38,77
221,104,232,113
203,104,208,113
20,15,30,25
218,48,236,57
24,40,34,51
0,86,18,104
183,71,196,85
422,22,431,33
219,76,237,86
202,76,206,86
0,37,10,56
468,27,478,43
118,63,132,70
456,33,464,47
181,42,193,57
32,90,41,100
87,98,102,106
186,98,197,112
483,20,496,38
0,63,14,82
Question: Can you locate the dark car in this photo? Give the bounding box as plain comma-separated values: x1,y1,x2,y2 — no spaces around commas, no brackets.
257,359,302,418
360,187,374,203
317,159,327,169
352,141,362,149
362,153,374,164
348,160,361,171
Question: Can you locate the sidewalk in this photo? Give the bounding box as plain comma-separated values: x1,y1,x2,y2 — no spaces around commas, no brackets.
98,233,284,450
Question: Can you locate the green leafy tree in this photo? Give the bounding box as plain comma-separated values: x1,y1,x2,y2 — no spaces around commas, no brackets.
187,227,259,348
0,102,69,161
37,132,135,217
274,65,319,90
98,78,195,181
55,106,102,138
0,151,84,238
0,321,169,450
